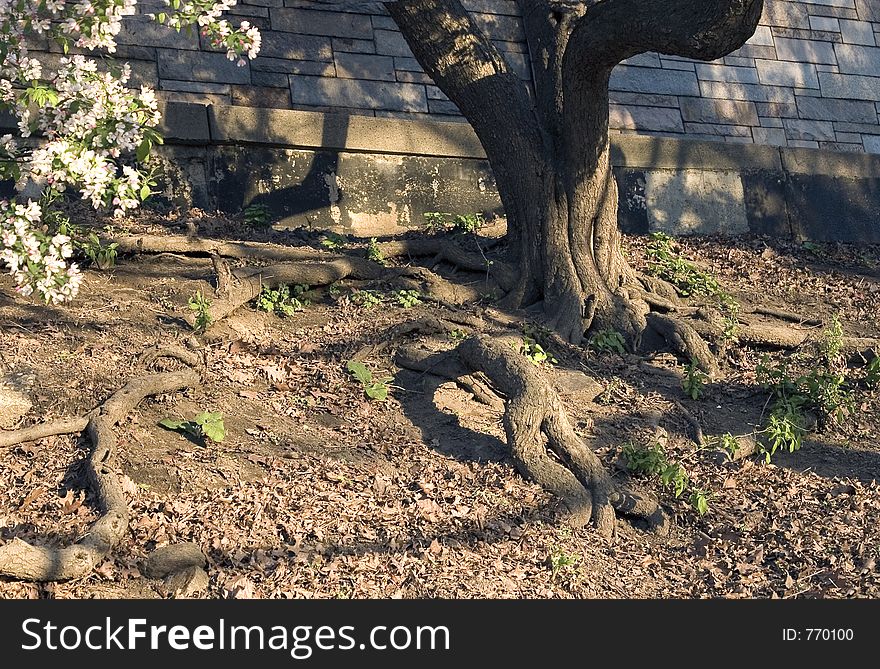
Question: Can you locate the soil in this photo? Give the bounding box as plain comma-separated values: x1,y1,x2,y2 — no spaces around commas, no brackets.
0,209,878,599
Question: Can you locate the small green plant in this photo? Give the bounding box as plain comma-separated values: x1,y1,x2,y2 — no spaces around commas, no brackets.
188,291,212,333
243,202,272,228
622,441,667,477
367,237,385,265
681,358,708,400
423,211,485,234
159,411,226,443
801,241,825,258
257,283,311,316
448,328,468,342
352,289,384,309
819,313,844,364
346,359,393,401
320,231,347,250
865,356,880,389
689,488,711,516
589,329,626,355
756,351,853,439
803,369,852,424
645,232,740,336
645,232,721,298
760,397,808,462
451,212,485,233
518,337,557,366
81,233,118,270
394,289,423,308
659,461,689,498
548,548,580,578
719,294,741,342
622,441,707,513
423,211,448,234
713,433,740,460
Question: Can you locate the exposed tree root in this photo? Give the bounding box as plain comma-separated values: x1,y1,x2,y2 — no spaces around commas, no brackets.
206,258,384,323
746,306,822,327
396,336,665,538
113,235,498,326
113,234,332,263
629,287,687,314
0,369,199,581
672,399,705,446
391,265,487,305
376,238,515,290
117,233,512,301
389,313,484,340
139,343,205,371
0,417,90,450
685,312,879,353
395,344,504,411
636,274,682,303
645,312,717,375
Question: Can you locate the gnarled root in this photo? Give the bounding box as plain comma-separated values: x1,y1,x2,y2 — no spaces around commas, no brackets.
206,258,383,324
646,312,717,375
396,335,664,538
0,417,90,450
113,234,331,263
0,369,199,581
115,234,510,325
376,238,514,291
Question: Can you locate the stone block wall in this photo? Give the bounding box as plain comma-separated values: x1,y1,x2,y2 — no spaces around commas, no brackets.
608,0,880,153
80,0,880,153
107,0,531,119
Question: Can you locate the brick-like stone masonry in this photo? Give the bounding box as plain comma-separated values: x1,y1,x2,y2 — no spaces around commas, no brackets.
35,0,880,153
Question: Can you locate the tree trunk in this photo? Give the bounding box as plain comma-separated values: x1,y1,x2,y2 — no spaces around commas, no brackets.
385,0,764,345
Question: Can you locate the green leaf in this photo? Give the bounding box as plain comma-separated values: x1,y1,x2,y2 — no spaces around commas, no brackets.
139,183,151,200
159,418,185,431
202,422,226,442
136,139,151,163
193,411,223,426
156,11,166,22
365,383,388,401
346,360,372,385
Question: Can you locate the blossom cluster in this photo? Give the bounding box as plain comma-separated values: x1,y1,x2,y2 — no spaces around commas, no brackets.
24,56,160,215
154,0,261,65
0,0,261,303
0,200,82,303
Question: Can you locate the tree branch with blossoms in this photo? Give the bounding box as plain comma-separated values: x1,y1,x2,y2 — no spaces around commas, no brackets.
0,0,261,304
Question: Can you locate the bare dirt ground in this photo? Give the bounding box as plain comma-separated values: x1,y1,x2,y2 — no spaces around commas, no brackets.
1,209,878,599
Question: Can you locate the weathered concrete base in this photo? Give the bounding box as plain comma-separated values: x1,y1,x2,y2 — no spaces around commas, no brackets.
208,146,499,235
644,170,749,236
159,140,880,243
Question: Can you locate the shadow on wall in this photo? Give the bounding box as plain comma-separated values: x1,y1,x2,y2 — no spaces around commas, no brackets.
614,137,880,243
613,138,765,239
208,107,501,236
214,109,347,226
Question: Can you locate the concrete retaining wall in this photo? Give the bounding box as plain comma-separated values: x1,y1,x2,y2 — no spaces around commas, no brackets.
148,102,880,242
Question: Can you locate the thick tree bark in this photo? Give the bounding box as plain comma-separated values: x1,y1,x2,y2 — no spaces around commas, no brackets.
386,0,763,344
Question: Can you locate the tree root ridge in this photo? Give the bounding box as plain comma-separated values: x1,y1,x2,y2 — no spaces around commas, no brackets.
376,238,514,291
645,312,718,375
0,369,199,581
396,336,663,538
